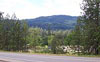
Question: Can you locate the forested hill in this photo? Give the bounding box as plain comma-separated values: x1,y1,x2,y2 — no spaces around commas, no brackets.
26,15,78,30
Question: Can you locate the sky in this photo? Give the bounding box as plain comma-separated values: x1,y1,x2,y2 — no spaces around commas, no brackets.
0,0,83,19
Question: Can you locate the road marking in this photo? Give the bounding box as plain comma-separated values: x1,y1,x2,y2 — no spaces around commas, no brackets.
0,58,23,62
0,57,45,62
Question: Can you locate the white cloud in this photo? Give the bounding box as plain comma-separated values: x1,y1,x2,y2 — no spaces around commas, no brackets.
0,0,83,19
42,0,82,16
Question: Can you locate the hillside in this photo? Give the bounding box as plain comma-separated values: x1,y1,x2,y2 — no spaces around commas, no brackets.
26,15,78,30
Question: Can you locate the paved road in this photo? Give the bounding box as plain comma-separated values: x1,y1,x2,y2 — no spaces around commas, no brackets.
0,52,100,62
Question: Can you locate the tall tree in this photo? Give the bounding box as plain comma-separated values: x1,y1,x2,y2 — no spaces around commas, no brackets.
79,0,100,54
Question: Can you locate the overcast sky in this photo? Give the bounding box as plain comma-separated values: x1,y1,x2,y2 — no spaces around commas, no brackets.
0,0,83,19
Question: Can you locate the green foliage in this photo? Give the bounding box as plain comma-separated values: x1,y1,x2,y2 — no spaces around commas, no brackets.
73,0,100,55
29,28,42,45
0,13,29,51
27,28,42,52
64,31,75,46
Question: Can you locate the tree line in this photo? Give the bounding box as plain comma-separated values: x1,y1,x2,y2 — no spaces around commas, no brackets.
0,13,28,51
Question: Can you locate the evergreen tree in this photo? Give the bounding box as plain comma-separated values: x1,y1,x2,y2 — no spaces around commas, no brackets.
78,0,100,54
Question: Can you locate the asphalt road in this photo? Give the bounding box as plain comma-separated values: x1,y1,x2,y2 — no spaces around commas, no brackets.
0,52,100,62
